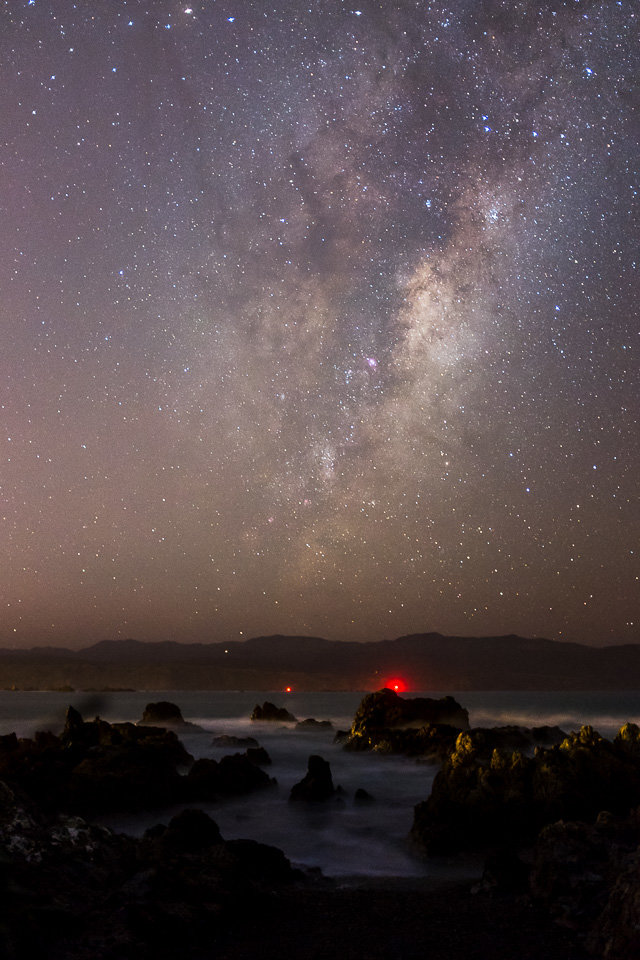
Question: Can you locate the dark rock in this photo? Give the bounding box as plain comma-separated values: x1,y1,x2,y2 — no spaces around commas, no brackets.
246,746,272,766
142,700,186,723
140,701,203,730
250,701,297,723
145,808,223,854
217,754,274,794
529,810,640,958
412,723,640,856
346,722,461,761
530,818,616,925
63,704,84,736
344,689,469,755
67,733,189,813
354,787,374,803
224,838,297,885
0,709,194,815
333,729,350,743
0,770,296,960
296,718,333,730
479,849,530,894
186,754,273,800
211,734,259,748
289,755,335,802
351,689,469,737
531,725,567,745
587,845,640,959
184,757,223,800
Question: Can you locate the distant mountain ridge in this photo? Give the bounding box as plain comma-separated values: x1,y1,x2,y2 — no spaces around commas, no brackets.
0,633,638,690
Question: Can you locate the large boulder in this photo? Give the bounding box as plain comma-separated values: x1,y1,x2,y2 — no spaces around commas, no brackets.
246,746,272,766
412,723,640,856
186,754,274,800
250,701,297,723
144,808,223,854
0,781,297,960
345,689,469,755
530,811,640,958
289,755,335,802
140,701,203,730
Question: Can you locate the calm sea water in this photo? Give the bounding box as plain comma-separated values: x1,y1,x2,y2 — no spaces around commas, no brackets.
1,689,639,879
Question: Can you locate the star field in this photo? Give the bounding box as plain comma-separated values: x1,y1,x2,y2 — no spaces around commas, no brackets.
1,0,638,647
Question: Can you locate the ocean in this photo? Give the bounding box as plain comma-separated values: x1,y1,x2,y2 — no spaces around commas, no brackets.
1,689,639,879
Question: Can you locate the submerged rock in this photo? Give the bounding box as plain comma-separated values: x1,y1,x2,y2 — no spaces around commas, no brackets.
250,701,297,723
296,718,333,731
289,755,335,802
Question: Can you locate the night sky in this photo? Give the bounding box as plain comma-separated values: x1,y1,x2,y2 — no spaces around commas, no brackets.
1,0,638,648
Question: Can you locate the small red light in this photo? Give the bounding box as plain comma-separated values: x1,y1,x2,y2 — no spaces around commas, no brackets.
384,677,406,693
285,686,292,693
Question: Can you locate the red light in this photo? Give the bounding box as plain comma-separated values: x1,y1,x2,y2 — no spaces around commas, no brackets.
284,686,292,693
385,677,406,693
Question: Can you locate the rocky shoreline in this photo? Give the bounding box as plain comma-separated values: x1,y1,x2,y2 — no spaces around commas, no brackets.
1,691,639,958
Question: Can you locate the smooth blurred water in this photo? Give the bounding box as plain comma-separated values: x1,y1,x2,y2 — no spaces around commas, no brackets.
1,689,638,878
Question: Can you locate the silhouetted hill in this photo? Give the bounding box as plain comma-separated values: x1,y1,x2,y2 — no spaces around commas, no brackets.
0,633,638,691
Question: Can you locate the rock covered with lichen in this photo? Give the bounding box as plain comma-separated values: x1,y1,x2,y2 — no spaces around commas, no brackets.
343,688,469,757
412,722,640,855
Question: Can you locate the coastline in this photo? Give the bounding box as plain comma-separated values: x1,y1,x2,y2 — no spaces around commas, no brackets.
213,874,591,960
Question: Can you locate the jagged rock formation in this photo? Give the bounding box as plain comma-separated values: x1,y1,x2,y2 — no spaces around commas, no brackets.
343,688,469,757
412,722,640,855
250,701,297,722
0,706,273,816
289,755,335,802
0,787,297,959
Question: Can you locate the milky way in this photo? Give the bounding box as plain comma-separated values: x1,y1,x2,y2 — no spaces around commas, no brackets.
1,0,638,647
